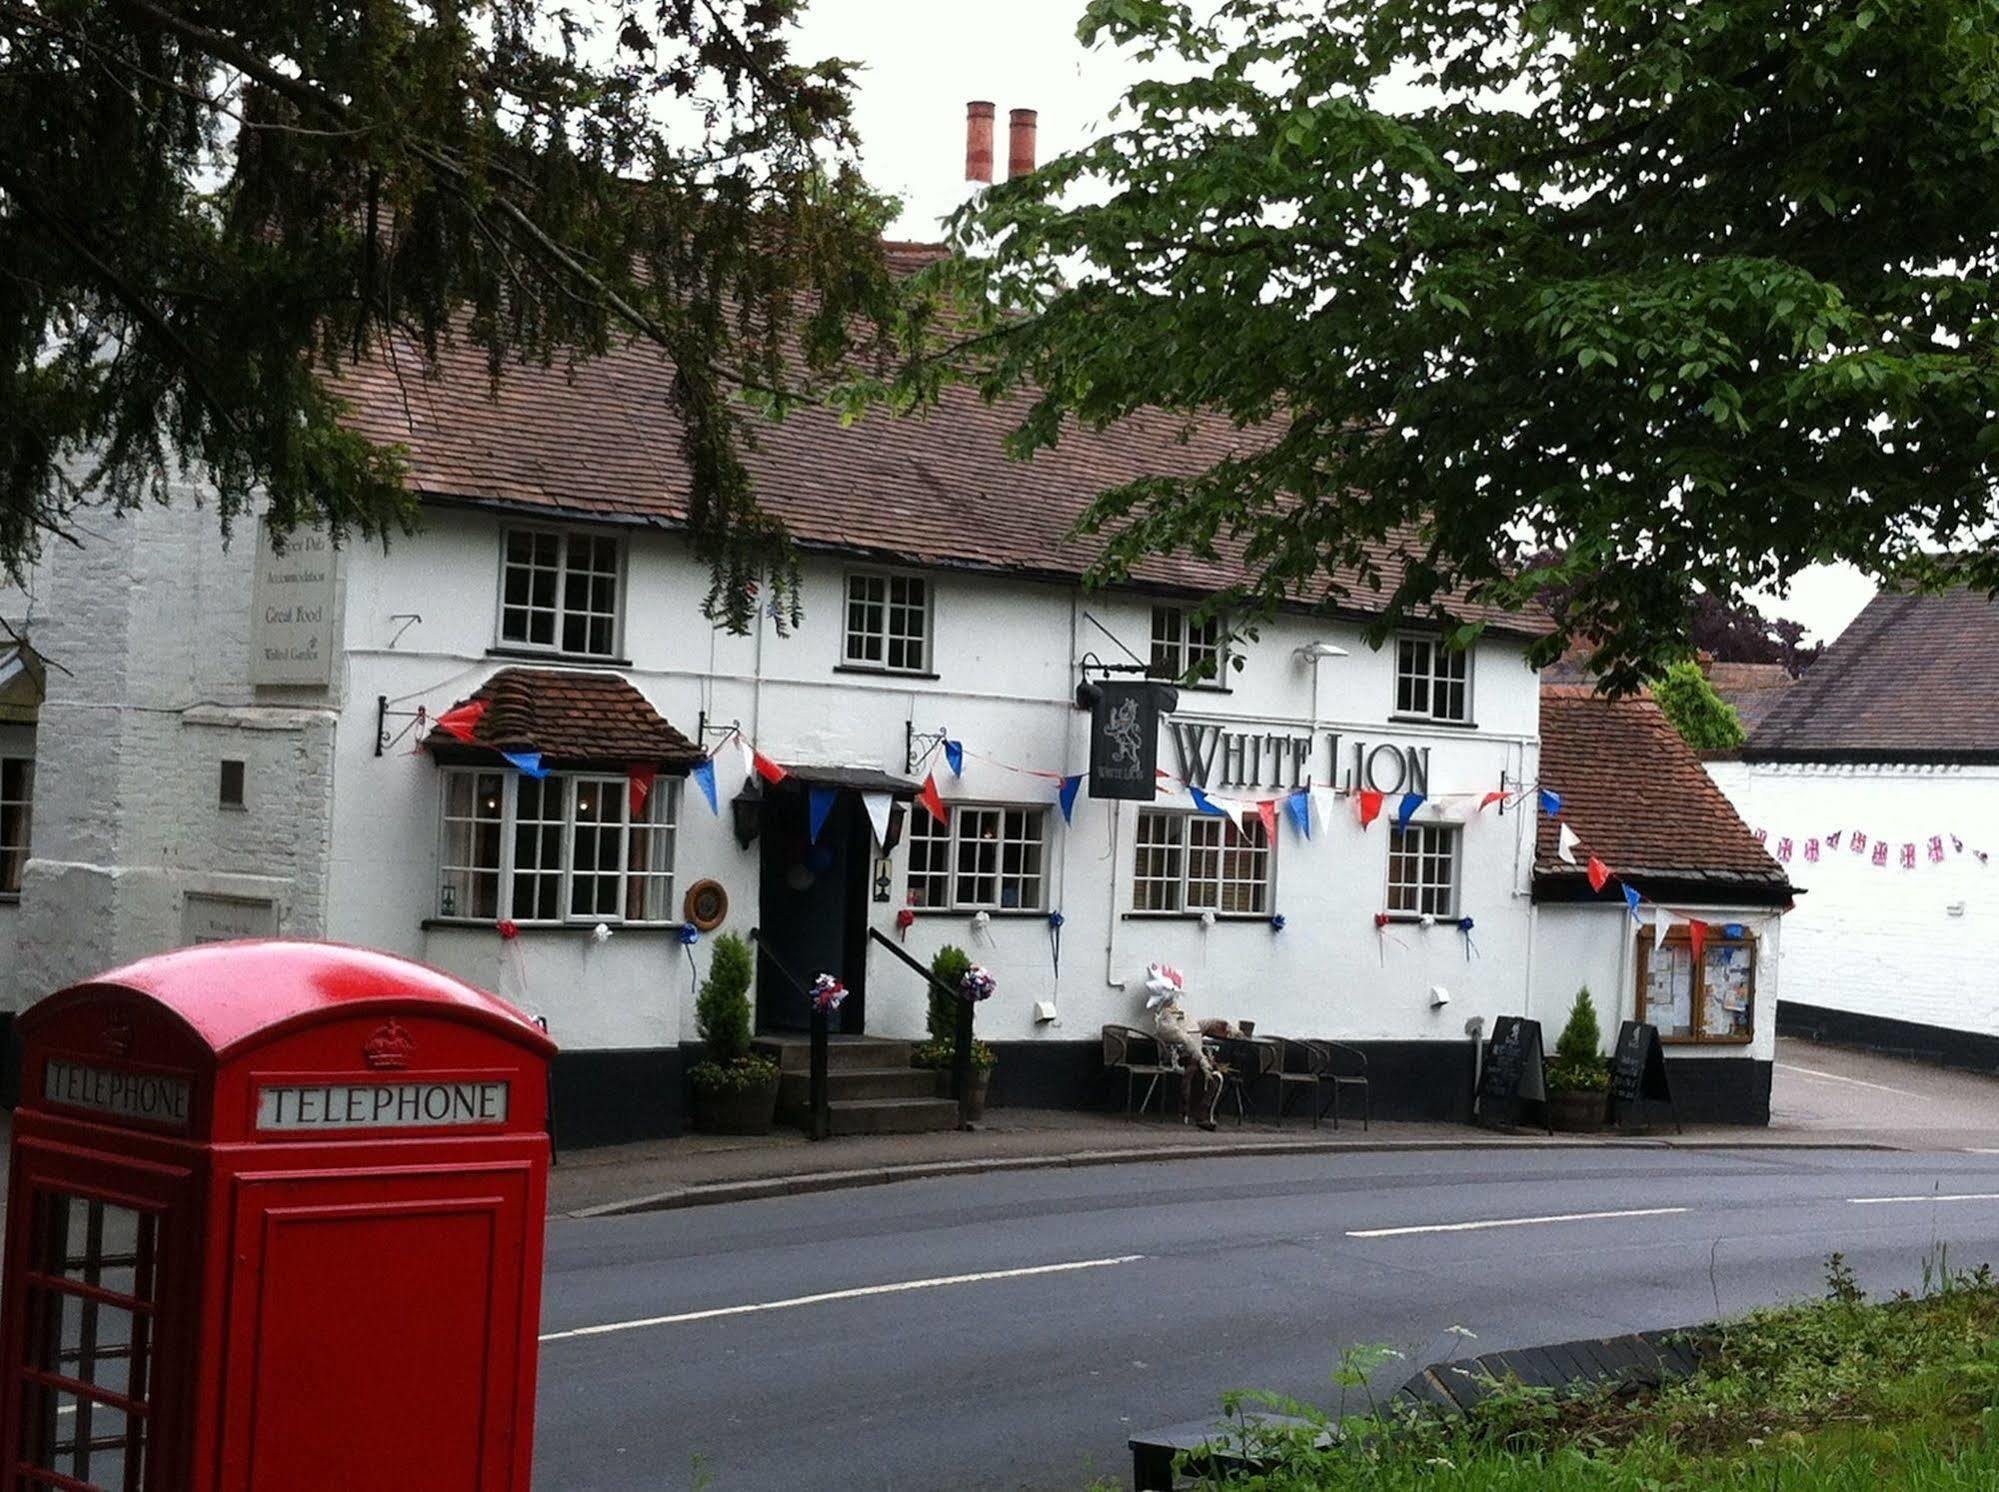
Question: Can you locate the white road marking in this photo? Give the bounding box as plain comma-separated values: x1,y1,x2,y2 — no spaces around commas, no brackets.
539,1254,1145,1343
1964,1148,1999,1155
1346,1207,1688,1240
1775,1063,1920,1098
1849,1193,1999,1206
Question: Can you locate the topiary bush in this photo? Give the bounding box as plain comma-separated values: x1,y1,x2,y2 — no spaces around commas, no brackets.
695,931,755,1065
1549,986,1610,1092
926,944,972,1047
1651,660,1746,751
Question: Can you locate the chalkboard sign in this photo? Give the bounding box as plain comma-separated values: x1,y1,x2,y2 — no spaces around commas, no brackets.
1476,1016,1549,1132
1606,1020,1682,1133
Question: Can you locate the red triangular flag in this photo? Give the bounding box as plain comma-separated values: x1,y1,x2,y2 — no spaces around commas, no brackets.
432,699,488,745
1688,919,1708,963
752,751,788,785
917,773,949,826
1256,799,1279,841
1479,790,1506,812
1586,856,1612,894
1357,790,1385,829
628,763,656,818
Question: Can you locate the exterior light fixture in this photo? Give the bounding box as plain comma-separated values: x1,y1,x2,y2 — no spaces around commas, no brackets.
1294,641,1350,662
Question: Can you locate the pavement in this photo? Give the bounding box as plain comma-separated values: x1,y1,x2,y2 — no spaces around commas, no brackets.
546,1035,1999,1216
534,1141,1999,1490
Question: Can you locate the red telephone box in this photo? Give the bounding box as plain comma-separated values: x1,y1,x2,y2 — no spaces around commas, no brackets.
0,940,556,1491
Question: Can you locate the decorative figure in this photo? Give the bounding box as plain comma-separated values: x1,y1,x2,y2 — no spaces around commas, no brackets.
1143,963,1221,1132
1102,694,1144,767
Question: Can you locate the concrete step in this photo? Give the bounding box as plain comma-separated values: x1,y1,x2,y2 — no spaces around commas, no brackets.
778,1067,938,1106
825,1097,961,1137
754,1036,916,1074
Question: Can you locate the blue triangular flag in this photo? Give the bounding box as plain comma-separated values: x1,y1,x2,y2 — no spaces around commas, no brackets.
808,785,838,843
1188,786,1225,816
1623,884,1643,920
1539,788,1562,817
1058,774,1083,825
691,757,718,814
944,739,964,776
1284,790,1312,840
1396,792,1426,829
502,750,548,779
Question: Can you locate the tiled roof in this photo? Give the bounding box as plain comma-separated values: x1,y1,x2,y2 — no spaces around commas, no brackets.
1745,587,1999,762
1535,685,1789,897
1703,662,1799,735
427,668,703,769
331,288,1552,639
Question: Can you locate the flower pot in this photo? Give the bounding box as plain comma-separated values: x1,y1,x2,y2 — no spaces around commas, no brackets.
933,1067,991,1121
1547,1087,1608,1133
691,1069,780,1135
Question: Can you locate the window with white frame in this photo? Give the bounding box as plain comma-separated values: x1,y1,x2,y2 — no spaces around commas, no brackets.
843,572,930,673
499,529,623,657
1394,634,1471,723
437,769,676,924
1149,605,1224,684
1387,823,1459,918
904,805,1047,911
1132,809,1272,915
0,755,31,897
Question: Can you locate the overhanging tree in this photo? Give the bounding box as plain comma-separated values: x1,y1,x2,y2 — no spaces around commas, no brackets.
0,0,898,630
925,0,1999,689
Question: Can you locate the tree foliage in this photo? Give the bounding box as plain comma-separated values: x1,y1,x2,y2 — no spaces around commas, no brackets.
1651,659,1748,751
1531,550,1823,673
929,0,1999,690
0,0,898,630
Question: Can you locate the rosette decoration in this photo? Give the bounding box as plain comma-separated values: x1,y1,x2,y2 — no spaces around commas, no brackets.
810,973,848,1014
959,965,997,1003
1143,962,1186,1010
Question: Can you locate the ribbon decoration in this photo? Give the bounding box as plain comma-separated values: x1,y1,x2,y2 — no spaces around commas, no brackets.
628,762,657,818
1269,913,1286,933
1458,915,1478,961
959,966,997,1002
1048,909,1064,977
808,785,838,844
689,757,718,814
677,921,700,980
896,907,916,941
810,974,849,1014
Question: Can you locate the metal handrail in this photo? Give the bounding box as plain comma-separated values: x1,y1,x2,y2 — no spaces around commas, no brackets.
749,927,830,1141
865,926,976,1126
865,927,964,1005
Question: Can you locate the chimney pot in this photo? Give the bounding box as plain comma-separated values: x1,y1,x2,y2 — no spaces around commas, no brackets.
1008,107,1038,179
965,100,995,184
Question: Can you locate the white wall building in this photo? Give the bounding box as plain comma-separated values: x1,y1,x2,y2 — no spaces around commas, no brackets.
1706,588,1999,1064
0,316,1788,1139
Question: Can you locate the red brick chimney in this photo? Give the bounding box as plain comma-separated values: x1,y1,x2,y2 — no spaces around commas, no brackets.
1007,107,1038,179
965,101,995,184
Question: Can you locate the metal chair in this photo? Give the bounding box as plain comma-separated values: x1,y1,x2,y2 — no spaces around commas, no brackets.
1211,1036,1278,1126
1272,1038,1326,1128
1307,1040,1371,1130
1102,1025,1178,1118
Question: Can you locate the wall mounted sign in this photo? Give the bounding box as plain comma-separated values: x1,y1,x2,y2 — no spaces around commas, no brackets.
44,1059,191,1129
1087,682,1163,800
249,519,338,686
255,1081,511,1131
1167,723,1432,797
182,893,279,946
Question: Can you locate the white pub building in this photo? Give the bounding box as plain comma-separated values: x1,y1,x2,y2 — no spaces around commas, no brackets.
0,266,1790,1141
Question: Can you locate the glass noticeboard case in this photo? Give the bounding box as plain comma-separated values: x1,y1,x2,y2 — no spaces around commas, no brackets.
1637,931,1756,1043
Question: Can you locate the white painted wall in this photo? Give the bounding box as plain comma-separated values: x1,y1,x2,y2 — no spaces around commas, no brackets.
1708,759,1999,1037
1533,903,1780,1065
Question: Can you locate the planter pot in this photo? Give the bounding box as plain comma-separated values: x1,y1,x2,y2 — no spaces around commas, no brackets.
1547,1088,1608,1133
691,1071,780,1135
932,1067,992,1121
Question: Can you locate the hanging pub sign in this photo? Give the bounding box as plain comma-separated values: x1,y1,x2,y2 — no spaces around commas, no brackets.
1087,681,1167,800
1607,1020,1682,1133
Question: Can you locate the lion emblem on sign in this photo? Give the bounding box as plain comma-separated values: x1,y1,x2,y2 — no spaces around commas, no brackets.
1103,695,1144,766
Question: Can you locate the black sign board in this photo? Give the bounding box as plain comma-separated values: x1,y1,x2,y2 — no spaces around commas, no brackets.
1476,1016,1549,1133
1087,681,1163,800
1606,1020,1682,1133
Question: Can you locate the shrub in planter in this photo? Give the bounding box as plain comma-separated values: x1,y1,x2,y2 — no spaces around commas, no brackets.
688,932,779,1134
912,944,997,1118
1546,986,1610,1132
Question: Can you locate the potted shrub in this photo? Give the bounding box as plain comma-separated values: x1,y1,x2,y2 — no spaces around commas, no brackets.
912,943,997,1120
1546,986,1611,1132
687,932,780,1134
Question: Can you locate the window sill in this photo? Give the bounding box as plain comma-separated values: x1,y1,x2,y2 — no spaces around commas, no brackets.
0,893,18,906
486,646,633,668
1388,713,1478,730
420,918,686,934
1121,911,1272,923
905,907,1050,919
1381,913,1461,925
834,664,940,682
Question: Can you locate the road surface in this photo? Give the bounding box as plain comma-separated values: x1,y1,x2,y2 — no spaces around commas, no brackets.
535,1145,1999,1490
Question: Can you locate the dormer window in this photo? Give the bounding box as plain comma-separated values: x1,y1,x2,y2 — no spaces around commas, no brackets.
1149,605,1224,685
499,529,622,658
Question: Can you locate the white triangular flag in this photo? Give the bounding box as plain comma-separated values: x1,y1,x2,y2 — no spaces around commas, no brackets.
1556,822,1581,865
1309,788,1328,839
1653,906,1680,950
861,791,893,848
1219,797,1246,837
735,734,756,788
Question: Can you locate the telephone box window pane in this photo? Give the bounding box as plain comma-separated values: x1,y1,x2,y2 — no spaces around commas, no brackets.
19,1386,140,1490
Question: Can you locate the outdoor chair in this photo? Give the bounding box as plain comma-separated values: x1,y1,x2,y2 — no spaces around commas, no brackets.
1272,1038,1326,1128
1307,1040,1371,1130
1102,1024,1178,1118
1210,1036,1279,1127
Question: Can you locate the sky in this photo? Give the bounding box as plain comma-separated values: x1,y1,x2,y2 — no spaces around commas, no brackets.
792,0,1880,648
